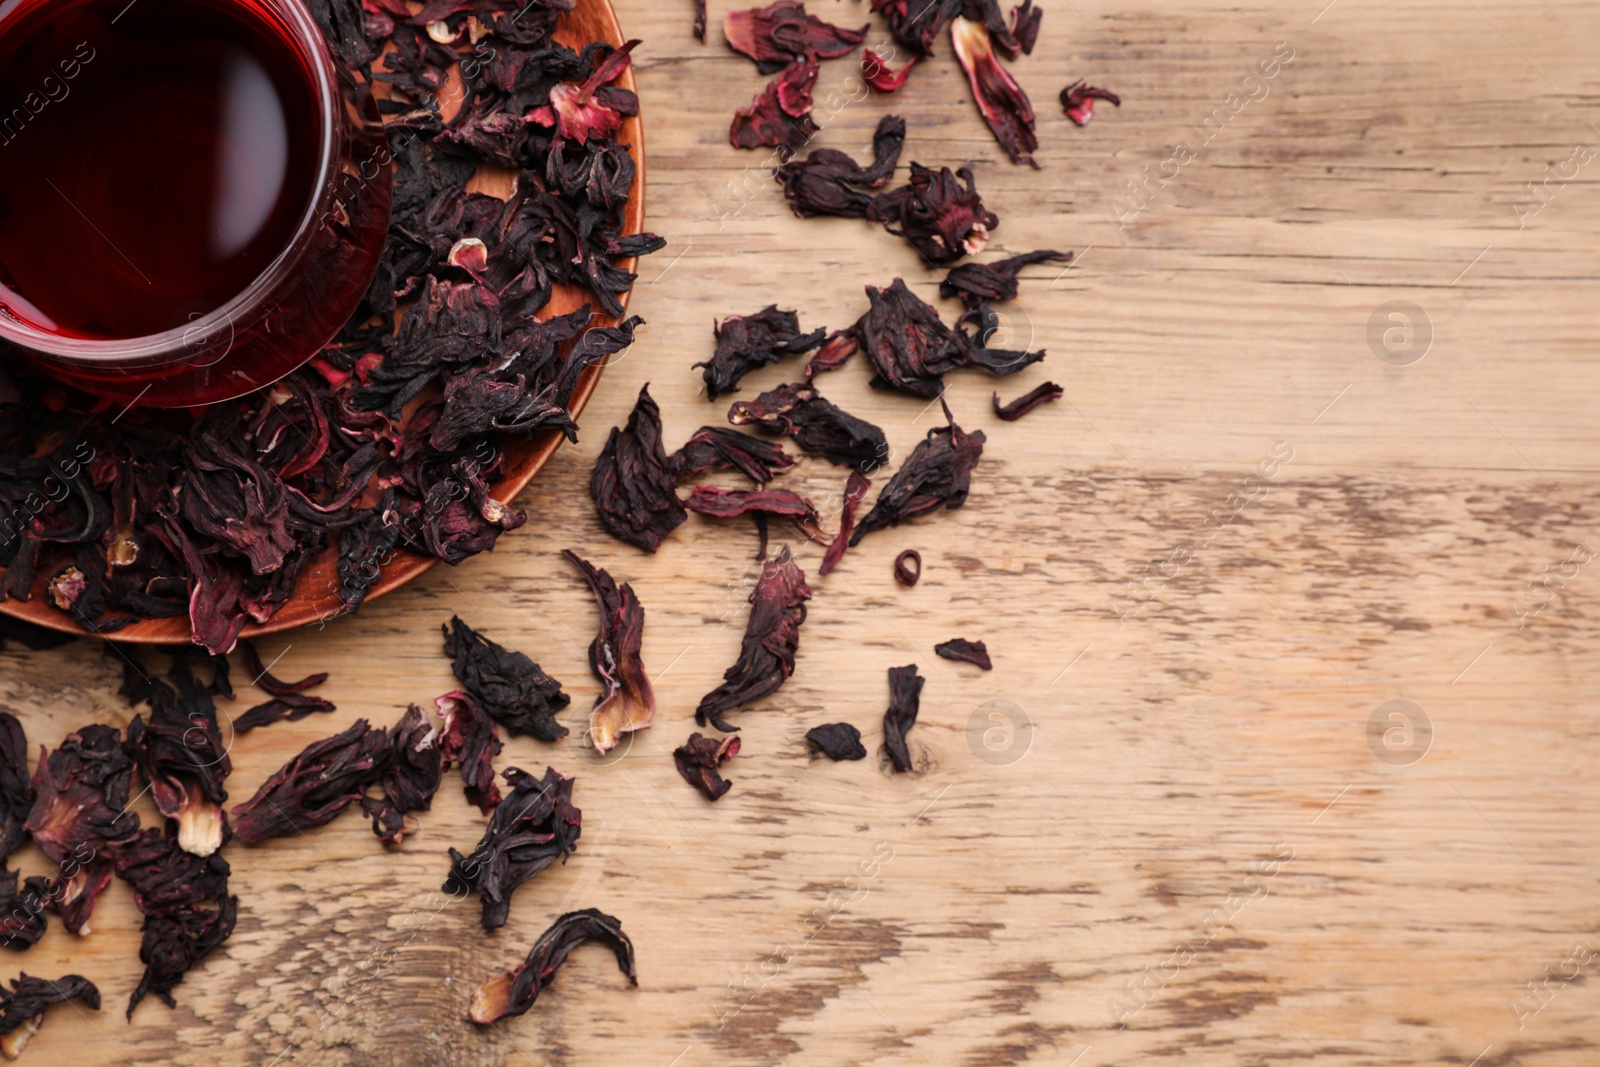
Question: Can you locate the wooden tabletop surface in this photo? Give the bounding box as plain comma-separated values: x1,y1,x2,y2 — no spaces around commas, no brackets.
6,0,1600,1064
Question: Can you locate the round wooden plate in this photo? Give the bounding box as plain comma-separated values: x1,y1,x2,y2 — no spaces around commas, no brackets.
0,0,646,645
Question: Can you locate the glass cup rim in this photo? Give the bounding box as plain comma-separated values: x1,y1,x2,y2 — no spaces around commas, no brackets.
0,0,339,366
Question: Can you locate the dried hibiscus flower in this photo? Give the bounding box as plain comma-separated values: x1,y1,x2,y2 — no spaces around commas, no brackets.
950,14,1037,166
852,404,985,546
0,714,33,862
935,638,992,669
674,733,741,801
853,278,965,397
696,546,812,733
882,664,925,772
806,722,867,761
363,704,444,847
126,659,231,857
725,0,867,73
433,691,504,813
894,549,922,587
231,720,391,845
443,616,570,741
470,908,635,1024
682,487,827,542
993,382,1063,420
731,59,820,157
528,40,641,145
591,385,687,553
775,115,905,218
940,249,1073,309
870,164,997,265
0,973,100,1058
670,427,795,485
819,471,871,577
698,307,827,401
113,828,237,1019
563,551,655,753
728,382,890,475
444,766,580,931
1061,80,1120,126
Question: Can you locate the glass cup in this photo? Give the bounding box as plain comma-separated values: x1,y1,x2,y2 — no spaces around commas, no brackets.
0,0,392,407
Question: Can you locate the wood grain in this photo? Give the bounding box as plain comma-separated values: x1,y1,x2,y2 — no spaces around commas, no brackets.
6,0,1600,1064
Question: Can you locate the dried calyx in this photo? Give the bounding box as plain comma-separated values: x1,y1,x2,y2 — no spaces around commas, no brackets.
469,908,635,1024
695,546,812,733
564,550,655,753
444,766,581,931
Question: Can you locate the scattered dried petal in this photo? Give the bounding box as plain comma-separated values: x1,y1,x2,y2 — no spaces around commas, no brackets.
853,278,965,397
669,427,796,485
591,385,688,553
893,549,922,587
231,720,391,845
0,973,99,1057
731,59,820,157
882,664,925,772
940,249,1073,309
950,15,1037,166
469,908,635,1024
725,0,866,73
805,722,867,761
805,329,859,379
563,551,655,753
683,487,827,541
24,725,140,872
696,546,812,732
0,715,33,862
993,382,1063,420
728,382,890,475
444,766,580,931
1061,80,1120,126
433,692,504,813
364,703,445,847
934,638,992,669
776,115,905,218
852,405,985,546
528,40,641,145
819,471,871,577
698,307,827,400
870,163,997,264
443,616,570,741
674,733,741,800
862,49,918,92
126,658,231,857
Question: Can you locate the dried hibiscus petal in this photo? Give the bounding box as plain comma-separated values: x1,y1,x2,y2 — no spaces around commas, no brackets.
42,858,115,937
433,692,504,813
670,427,795,485
940,249,1073,309
0,873,48,951
728,382,890,475
241,639,327,696
126,659,231,857
591,384,688,554
563,551,655,753
993,382,1063,420
882,664,925,772
0,973,100,1058
233,692,338,734
363,704,444,847
725,0,867,73
775,115,905,219
893,549,922,587
852,405,985,546
950,15,1037,166
731,59,820,157
806,722,867,761
0,714,33,862
870,163,998,265
853,278,966,397
443,617,570,741
112,828,237,1018
24,724,140,870
698,306,827,401
674,733,741,801
528,40,641,145
469,908,635,1024
231,720,391,845
935,638,992,669
805,329,859,378
819,471,871,577
870,0,959,54
695,546,812,733
1061,80,1120,126
444,766,580,931
862,49,918,92
682,487,827,541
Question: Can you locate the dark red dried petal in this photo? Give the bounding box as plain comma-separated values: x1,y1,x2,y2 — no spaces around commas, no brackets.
24,724,140,867
469,908,634,1023
590,384,688,553
230,720,391,845
805,722,867,761
683,487,827,541
433,691,504,813
894,549,922,587
1061,79,1121,126
695,546,812,733
853,278,966,397
869,163,997,265
776,116,905,218
862,50,919,92
444,766,581,930
940,249,1073,309
0,973,99,1056
882,664,924,773
805,329,859,379
725,0,866,73
670,427,796,485
852,404,985,546
528,40,641,145
950,16,1037,166
564,551,655,753
993,382,1063,420
673,732,741,800
819,471,871,577
728,382,890,475
698,306,828,400
934,637,992,669
443,617,569,741
731,59,820,157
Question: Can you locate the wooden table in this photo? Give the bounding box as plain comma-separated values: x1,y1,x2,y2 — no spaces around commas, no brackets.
6,0,1600,1062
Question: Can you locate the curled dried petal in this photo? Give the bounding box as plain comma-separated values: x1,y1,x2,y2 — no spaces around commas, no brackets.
443,617,569,741
674,733,741,800
893,549,922,587
590,385,687,553
819,471,871,577
563,551,655,753
683,487,827,542
725,0,866,73
882,664,924,772
993,382,1063,420
469,908,635,1023
870,163,997,264
445,767,581,931
853,405,985,546
695,546,812,732
728,382,890,475
731,59,820,157
934,637,992,669
1061,79,1121,126
805,722,867,761
698,307,827,400
670,427,796,485
950,16,1037,166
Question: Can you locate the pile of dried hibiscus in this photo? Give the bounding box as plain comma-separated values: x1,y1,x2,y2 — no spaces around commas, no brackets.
0,0,661,655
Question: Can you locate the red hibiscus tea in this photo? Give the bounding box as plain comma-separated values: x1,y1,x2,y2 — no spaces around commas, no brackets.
0,0,391,406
